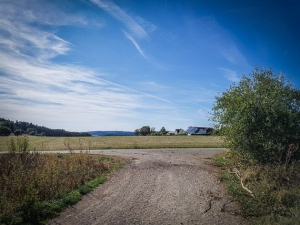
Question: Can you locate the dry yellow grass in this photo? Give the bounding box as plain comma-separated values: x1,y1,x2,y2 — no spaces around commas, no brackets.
0,135,224,151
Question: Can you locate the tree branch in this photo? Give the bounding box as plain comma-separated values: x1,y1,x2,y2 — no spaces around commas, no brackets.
230,168,254,197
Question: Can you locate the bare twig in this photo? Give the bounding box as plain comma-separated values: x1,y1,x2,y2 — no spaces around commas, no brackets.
204,200,212,213
220,198,233,212
203,196,222,213
230,168,254,197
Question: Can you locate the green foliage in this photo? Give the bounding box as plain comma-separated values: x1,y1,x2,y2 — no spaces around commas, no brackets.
134,126,165,136
159,126,167,135
26,128,37,136
7,138,16,152
16,137,29,153
79,177,107,195
134,129,140,136
0,118,91,137
0,118,15,133
213,151,236,167
63,190,82,206
0,125,11,136
211,67,300,163
134,126,168,136
150,127,156,136
140,126,151,136
7,137,29,153
14,129,23,136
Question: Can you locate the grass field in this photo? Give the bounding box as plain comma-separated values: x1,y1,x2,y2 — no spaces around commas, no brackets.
0,135,225,151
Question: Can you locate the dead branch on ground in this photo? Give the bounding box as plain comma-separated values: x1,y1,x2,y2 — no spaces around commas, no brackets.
229,168,254,197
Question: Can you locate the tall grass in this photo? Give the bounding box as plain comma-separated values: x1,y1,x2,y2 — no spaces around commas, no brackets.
214,151,300,224
0,135,224,152
0,137,125,225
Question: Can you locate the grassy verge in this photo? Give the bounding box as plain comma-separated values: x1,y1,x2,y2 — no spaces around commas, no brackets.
213,151,300,224
0,138,126,225
0,135,225,151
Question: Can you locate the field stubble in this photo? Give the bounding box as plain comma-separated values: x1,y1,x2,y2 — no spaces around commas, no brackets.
0,135,224,152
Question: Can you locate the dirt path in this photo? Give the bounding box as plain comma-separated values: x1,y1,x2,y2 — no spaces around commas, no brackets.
47,148,247,225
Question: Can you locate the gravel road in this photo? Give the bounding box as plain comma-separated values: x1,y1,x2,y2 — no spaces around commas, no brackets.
47,148,247,225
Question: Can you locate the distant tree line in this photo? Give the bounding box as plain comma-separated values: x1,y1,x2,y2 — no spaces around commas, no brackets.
134,126,168,136
0,118,91,137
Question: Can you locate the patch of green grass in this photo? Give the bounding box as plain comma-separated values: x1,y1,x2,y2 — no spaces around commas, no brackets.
214,151,300,225
213,150,236,167
219,171,236,181
79,177,107,195
227,183,243,196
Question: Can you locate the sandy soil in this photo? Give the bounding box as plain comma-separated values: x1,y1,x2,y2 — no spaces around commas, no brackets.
47,148,247,225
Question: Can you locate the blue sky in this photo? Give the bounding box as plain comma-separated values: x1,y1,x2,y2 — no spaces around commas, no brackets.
0,0,299,132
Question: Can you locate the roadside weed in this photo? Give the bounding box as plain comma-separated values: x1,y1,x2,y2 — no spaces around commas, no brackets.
0,150,125,224
214,151,300,224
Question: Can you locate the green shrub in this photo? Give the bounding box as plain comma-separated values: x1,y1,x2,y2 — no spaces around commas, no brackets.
211,67,300,164
7,137,29,153
0,125,11,136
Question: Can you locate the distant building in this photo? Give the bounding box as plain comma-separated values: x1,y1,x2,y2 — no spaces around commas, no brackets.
175,129,185,135
185,126,213,135
166,131,175,136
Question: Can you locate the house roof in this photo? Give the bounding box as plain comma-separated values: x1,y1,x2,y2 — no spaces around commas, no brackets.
185,126,213,135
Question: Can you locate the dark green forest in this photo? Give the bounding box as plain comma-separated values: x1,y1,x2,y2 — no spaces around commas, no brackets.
0,118,91,137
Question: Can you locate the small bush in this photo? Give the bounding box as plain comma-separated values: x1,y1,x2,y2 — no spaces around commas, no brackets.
7,136,29,153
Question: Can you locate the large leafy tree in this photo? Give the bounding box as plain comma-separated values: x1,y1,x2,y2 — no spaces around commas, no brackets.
0,125,11,136
211,67,300,163
160,127,166,135
140,126,151,136
134,129,140,136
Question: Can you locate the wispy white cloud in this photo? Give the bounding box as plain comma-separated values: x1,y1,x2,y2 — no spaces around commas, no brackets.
0,0,102,27
90,1,165,67
91,0,150,39
0,1,175,131
142,81,169,90
219,45,248,65
0,1,219,131
123,30,147,59
0,48,174,130
94,75,172,104
0,19,72,60
187,16,248,67
189,101,211,110
135,16,157,33
219,68,240,83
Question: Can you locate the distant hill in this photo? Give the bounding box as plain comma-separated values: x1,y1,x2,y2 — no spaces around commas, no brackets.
88,131,134,136
0,118,91,137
